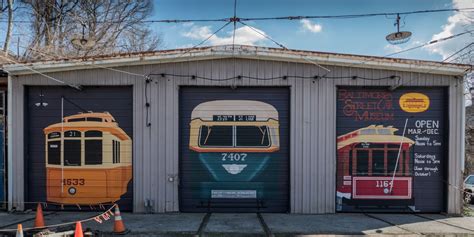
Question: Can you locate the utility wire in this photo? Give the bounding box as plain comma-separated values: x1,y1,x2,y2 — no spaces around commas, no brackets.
61,96,88,113
443,42,474,63
147,72,399,81
239,21,287,49
0,54,82,90
238,21,331,73
389,41,474,90
1,8,473,24
4,43,146,78
240,8,474,21
147,21,231,76
144,21,232,127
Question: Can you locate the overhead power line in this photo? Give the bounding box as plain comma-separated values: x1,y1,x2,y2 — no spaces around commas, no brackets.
0,54,82,90
240,8,474,21
1,7,473,24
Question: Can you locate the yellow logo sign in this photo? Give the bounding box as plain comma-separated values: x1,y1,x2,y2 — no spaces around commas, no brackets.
399,93,430,113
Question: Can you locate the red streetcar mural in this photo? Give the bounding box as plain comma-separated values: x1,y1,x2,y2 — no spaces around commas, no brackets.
336,125,414,203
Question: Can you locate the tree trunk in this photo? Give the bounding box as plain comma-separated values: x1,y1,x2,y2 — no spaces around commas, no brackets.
2,0,13,56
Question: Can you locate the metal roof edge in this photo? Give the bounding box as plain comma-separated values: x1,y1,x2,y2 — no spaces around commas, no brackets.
3,45,471,76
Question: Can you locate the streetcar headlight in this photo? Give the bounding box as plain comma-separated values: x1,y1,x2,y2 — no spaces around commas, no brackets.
68,187,77,195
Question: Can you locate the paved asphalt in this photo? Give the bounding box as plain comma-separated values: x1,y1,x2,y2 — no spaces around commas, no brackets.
0,211,474,236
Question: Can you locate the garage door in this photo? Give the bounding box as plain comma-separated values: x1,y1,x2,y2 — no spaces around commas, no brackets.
336,87,447,212
26,86,133,211
180,87,289,212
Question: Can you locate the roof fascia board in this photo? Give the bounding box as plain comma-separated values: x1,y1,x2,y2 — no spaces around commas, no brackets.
3,48,470,76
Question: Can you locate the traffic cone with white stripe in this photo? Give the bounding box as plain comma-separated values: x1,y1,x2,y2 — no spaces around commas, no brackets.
16,224,23,237
113,205,128,234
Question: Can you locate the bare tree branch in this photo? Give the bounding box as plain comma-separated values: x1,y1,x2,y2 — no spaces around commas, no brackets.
19,0,161,60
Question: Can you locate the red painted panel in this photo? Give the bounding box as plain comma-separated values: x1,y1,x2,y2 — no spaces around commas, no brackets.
353,177,412,199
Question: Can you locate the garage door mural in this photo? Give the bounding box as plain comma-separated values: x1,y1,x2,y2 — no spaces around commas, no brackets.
336,87,446,212
180,87,289,212
26,86,133,210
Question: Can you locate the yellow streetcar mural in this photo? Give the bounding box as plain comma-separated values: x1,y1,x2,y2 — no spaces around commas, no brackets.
44,112,132,205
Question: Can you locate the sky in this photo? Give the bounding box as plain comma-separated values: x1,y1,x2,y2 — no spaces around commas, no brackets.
152,0,473,61
0,0,472,62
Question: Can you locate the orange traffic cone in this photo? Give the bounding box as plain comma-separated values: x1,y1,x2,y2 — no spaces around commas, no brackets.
16,224,23,237
74,221,83,237
113,205,128,234
34,203,45,228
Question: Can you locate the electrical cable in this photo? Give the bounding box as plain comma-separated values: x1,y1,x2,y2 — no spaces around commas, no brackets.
61,96,88,113
239,21,286,49
390,41,474,90
12,43,146,77
443,42,474,63
0,54,82,90
238,21,331,73
143,21,232,127
2,8,473,24
147,73,400,82
240,8,474,21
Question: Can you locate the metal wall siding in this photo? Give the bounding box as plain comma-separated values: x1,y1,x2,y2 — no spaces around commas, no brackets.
9,58,463,214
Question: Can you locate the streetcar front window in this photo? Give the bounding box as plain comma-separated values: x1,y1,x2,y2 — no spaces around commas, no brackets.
236,126,270,147
387,150,400,173
64,140,81,166
372,150,385,175
199,126,233,147
85,130,103,165
85,140,102,165
356,150,369,176
47,141,61,165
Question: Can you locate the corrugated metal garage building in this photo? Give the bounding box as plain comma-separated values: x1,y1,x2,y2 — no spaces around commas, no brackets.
3,45,471,214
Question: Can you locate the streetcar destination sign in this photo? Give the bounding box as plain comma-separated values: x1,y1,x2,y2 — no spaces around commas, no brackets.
213,115,256,122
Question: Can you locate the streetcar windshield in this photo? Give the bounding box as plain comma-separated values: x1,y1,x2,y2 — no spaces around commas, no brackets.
47,141,61,165
64,140,81,166
200,126,233,147
199,125,271,147
236,126,270,147
350,143,410,176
